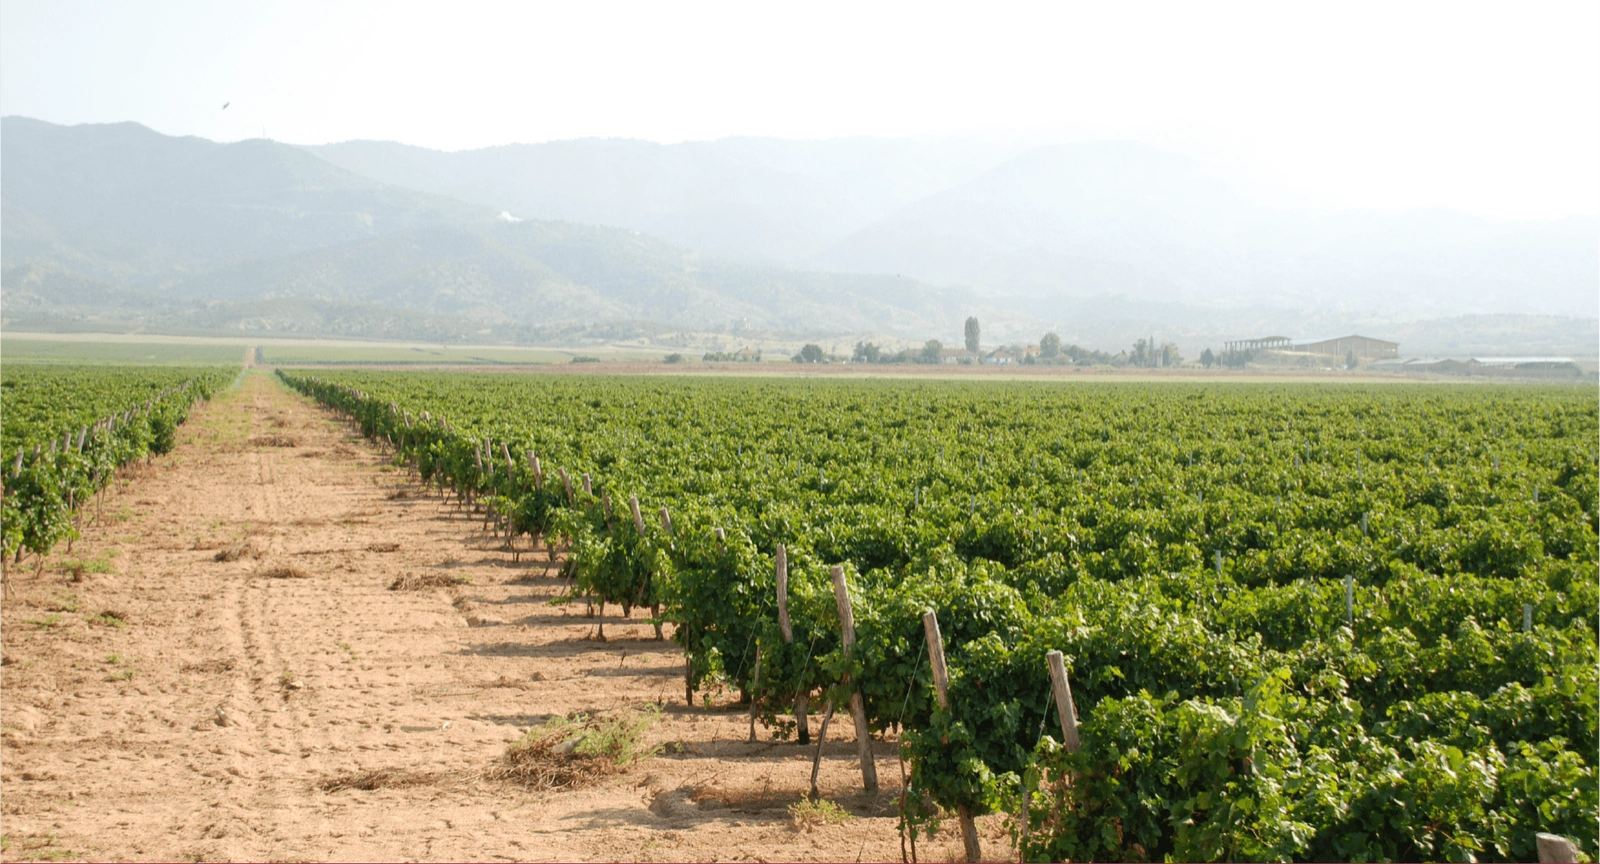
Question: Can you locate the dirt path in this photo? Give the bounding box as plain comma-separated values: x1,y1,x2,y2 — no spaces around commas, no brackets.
1,372,991,862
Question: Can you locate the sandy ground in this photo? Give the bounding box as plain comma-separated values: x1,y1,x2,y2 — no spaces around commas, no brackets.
0,371,1006,862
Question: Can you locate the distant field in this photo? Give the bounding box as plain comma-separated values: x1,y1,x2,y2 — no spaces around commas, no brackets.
258,344,572,365
0,337,248,365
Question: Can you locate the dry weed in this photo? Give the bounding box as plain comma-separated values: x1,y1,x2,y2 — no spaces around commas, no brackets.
181,658,236,674
248,434,297,448
256,566,309,579
213,541,258,562
317,768,436,792
389,571,467,591
366,541,401,553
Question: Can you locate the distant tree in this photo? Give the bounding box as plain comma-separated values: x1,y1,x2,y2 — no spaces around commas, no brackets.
1040,332,1061,358
964,317,981,355
1200,348,1216,368
853,341,882,363
664,353,685,364
1346,349,1358,370
795,343,825,363
920,339,944,364
1131,338,1152,367
1160,342,1182,367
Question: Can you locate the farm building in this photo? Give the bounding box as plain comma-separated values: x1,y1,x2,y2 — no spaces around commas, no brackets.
1294,335,1399,359
1222,336,1292,353
1470,356,1576,370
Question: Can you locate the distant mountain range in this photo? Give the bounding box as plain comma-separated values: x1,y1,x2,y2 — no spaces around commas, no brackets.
3,115,1595,354
312,133,1598,320
1,116,966,339
306,135,1024,266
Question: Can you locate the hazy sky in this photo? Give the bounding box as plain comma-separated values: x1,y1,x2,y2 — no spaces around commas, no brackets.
3,0,1596,219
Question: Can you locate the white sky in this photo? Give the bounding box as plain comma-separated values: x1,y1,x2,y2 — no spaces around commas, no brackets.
3,0,1596,218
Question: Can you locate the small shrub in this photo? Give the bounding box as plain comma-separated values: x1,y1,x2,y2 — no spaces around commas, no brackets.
575,705,663,766
90,610,127,628
489,706,662,790
789,798,854,830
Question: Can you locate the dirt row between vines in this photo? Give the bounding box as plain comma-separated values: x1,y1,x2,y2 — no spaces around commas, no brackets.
1,371,1001,862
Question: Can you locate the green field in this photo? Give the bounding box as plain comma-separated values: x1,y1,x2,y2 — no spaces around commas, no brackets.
258,343,574,365
1,336,248,365
284,369,1598,862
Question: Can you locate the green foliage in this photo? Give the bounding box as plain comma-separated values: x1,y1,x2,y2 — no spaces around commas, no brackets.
1,364,232,561
280,369,1599,861
1039,332,1061,358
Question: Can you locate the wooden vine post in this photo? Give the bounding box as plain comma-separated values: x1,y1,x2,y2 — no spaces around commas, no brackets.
924,610,981,863
831,565,878,793
558,467,574,505
649,507,668,640
1537,833,1580,863
1045,650,1081,751
776,544,809,744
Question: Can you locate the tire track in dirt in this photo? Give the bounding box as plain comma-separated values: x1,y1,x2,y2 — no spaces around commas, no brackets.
1,370,984,862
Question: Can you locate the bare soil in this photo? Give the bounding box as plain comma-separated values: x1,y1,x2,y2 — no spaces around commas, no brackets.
1,372,998,862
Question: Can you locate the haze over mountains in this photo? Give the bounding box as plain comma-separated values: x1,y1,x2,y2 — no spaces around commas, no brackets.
4,115,1596,355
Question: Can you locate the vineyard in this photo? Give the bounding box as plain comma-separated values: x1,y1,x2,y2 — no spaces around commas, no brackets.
1,363,234,565
280,370,1592,861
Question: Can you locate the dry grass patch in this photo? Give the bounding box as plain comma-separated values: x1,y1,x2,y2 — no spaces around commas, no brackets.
247,434,298,447
317,767,436,793
487,707,661,791
181,658,236,674
389,571,468,591
366,541,401,553
213,541,259,562
256,565,309,579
